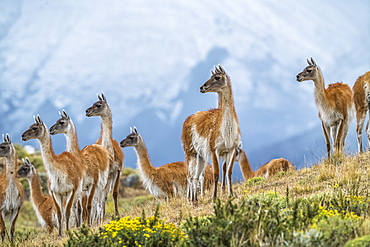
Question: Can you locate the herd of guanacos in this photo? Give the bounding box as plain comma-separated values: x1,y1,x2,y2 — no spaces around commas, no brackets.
0,58,369,241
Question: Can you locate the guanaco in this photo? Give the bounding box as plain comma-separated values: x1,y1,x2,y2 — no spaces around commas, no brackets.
296,58,354,158
0,134,24,242
18,158,56,233
22,115,84,236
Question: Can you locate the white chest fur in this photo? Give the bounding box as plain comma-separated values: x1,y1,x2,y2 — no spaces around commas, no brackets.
46,164,74,195
2,179,22,214
191,126,210,159
216,110,240,152
317,104,342,126
30,198,46,227
137,160,166,198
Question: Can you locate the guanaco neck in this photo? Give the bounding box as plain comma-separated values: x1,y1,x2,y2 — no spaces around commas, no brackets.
5,148,18,181
217,78,240,147
218,78,239,123
133,136,156,175
312,68,329,109
65,119,80,155
100,109,114,154
38,126,57,172
28,172,47,204
239,150,255,180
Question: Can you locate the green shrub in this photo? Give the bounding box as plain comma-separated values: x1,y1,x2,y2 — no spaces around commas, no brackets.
14,144,30,160
121,167,140,176
181,191,366,247
182,193,315,246
245,176,265,186
65,190,370,246
65,207,186,247
64,224,110,247
344,234,370,247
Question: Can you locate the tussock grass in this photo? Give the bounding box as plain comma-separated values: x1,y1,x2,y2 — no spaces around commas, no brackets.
7,152,370,246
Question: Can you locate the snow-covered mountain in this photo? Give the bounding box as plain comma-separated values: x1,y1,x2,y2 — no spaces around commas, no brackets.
1,0,369,180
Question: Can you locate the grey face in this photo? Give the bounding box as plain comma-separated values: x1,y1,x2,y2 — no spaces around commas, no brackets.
200,73,227,93
18,158,35,178
0,141,12,157
296,58,318,82
120,133,139,148
50,117,69,135
17,164,32,178
85,100,108,117
22,123,44,141
296,65,316,82
200,65,228,93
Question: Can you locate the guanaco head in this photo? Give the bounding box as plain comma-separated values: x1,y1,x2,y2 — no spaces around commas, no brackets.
296,58,319,82
200,65,228,93
49,110,71,135
120,127,141,148
22,115,46,141
18,158,36,178
85,93,110,117
0,133,14,158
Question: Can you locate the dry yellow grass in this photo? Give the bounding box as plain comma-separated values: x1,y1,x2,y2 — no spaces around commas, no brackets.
8,152,370,246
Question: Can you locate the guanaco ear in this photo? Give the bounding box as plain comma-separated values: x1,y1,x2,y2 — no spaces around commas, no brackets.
25,157,32,166
237,142,243,150
310,57,316,66
35,114,43,124
218,65,225,74
307,58,312,66
60,109,69,120
214,65,219,74
98,93,106,102
101,93,107,103
211,69,215,75
22,158,28,166
22,157,34,169
4,133,11,144
133,126,139,135
235,142,242,155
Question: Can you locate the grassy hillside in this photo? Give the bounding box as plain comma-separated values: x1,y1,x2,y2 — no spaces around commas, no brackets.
4,152,370,246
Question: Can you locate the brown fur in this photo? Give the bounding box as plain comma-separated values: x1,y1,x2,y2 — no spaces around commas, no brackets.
236,148,295,180
0,135,24,242
80,145,111,224
234,148,254,180
22,116,84,236
121,128,213,200
86,94,124,216
296,58,354,158
202,164,214,193
50,112,112,225
352,71,370,152
182,65,241,203
18,160,56,233
255,158,295,178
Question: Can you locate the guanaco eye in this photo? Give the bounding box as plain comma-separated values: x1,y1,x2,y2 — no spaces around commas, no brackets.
96,103,102,108
32,127,38,131
0,146,6,149
306,69,312,73
59,120,65,125
215,76,221,80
